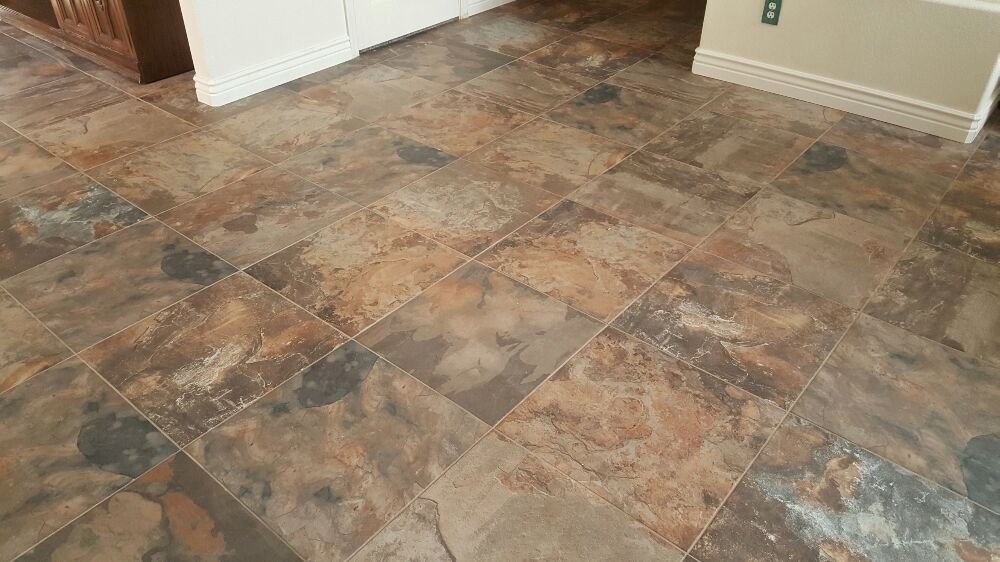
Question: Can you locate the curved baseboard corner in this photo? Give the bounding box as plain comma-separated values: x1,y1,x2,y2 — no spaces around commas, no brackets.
692,49,992,144
194,38,356,107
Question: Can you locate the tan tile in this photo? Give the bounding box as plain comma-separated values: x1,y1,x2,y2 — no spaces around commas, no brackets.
428,12,568,57
0,73,125,130
580,10,698,50
705,85,844,138
524,35,647,80
0,291,70,394
608,52,727,105
141,74,293,126
500,0,629,32
291,63,447,121
0,137,76,202
383,38,513,87
458,60,595,114
0,52,76,96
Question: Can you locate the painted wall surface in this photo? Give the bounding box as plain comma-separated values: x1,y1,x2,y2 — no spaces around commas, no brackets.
699,0,1000,114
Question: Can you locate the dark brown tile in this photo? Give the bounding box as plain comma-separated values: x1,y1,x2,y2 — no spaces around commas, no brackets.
188,341,487,561
500,0,628,32
4,221,234,350
161,167,360,268
280,126,454,205
210,94,366,162
705,85,844,138
866,241,1000,366
380,90,532,156
547,82,697,146
646,110,813,183
0,174,146,279
90,130,271,215
141,74,293,126
0,290,69,394
773,142,952,234
428,12,568,57
0,137,76,202
481,200,688,320
608,52,728,105
570,151,758,245
796,314,1000,512
0,52,75,96
82,274,344,445
372,159,557,256
353,433,685,561
702,190,909,308
0,358,175,560
248,210,465,335
468,118,631,195
19,453,300,562
524,35,647,80
581,10,698,50
500,329,784,547
615,251,853,407
0,73,125,131
382,38,513,87
292,63,447,121
692,417,1000,562
359,262,601,424
457,60,595,114
28,99,194,169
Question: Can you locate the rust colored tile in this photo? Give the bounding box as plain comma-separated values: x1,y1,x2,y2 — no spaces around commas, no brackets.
188,341,487,561
4,221,234,350
481,200,688,320
608,52,727,105
353,434,685,561
0,137,76,202
0,73,125,130
615,251,853,407
0,52,76,96
457,60,595,114
501,329,784,547
161,167,360,268
692,418,1000,561
280,126,454,205
428,12,568,56
29,99,194,169
90,130,271,215
500,0,628,32
380,90,532,156
468,119,631,195
0,174,146,279
383,38,513,87
0,290,69,394
248,210,466,335
705,86,844,138
581,11,698,50
571,151,758,245
359,262,601,424
141,74,293,126
372,160,557,256
292,63,447,121
0,359,175,560
82,274,344,445
524,35,647,80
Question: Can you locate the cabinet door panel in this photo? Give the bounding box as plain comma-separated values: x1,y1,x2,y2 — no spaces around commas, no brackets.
50,0,93,39
82,0,134,56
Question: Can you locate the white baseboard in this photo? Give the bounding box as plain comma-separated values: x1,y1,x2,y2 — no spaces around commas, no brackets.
463,0,512,17
194,38,357,107
692,49,992,144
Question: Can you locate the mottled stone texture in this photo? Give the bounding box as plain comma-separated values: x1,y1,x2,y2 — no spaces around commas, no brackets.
0,291,69,393
523,34,646,80
705,85,844,137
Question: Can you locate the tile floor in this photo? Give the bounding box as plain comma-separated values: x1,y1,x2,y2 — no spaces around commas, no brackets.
1,0,999,560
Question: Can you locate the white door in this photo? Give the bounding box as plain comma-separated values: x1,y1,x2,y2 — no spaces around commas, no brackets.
352,0,461,50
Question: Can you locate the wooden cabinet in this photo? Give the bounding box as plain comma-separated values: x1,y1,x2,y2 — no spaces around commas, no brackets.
51,0,93,40
80,0,133,56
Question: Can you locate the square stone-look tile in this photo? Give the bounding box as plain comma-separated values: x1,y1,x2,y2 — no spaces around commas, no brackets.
608,52,728,105
796,315,1000,512
280,126,455,205
381,90,532,156
523,35,647,80
382,38,514,87
457,60,595,114
0,73,125,130
141,74,292,126
19,453,300,562
372,160,557,256
646,110,813,183
615,251,853,408
919,134,1000,265
29,99,194,169
702,190,909,308
705,85,844,138
188,341,487,562
866,242,1000,365
429,12,568,56
4,221,234,350
82,274,344,445
0,52,76,96
210,93,366,162
161,167,360,268
499,0,627,32
0,174,146,279
0,290,69,394
547,82,698,146
248,210,466,335
360,262,601,424
500,329,784,548
481,200,688,320
0,359,175,561
353,433,685,562
570,151,758,246
467,119,631,195
691,417,1000,562
91,130,270,215
823,113,976,178
774,142,952,235
0,137,76,202
0,122,16,143
291,63,448,121
580,10,697,50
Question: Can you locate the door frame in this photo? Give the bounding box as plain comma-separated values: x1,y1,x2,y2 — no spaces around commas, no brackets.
343,0,513,53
